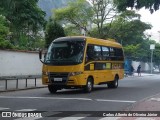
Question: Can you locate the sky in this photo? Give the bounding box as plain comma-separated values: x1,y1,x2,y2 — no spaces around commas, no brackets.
138,8,160,43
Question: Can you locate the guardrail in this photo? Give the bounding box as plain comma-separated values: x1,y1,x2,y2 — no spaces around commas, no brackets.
0,75,45,91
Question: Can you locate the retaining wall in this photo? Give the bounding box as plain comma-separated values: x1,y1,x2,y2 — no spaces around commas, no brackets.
0,50,43,77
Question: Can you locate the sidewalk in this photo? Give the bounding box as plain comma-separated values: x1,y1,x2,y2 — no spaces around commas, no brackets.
121,73,160,119
127,72,160,111
125,72,159,77
128,93,160,111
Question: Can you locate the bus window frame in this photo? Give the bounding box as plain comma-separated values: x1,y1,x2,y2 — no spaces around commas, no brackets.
85,44,124,62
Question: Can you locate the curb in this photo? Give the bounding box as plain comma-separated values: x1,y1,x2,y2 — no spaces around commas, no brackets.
124,92,160,111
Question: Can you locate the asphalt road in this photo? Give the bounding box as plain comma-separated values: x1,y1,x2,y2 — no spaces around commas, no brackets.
0,75,160,120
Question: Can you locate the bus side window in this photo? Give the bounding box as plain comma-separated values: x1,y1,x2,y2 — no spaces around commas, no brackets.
86,45,95,62
115,48,124,60
94,45,102,60
110,47,116,60
102,46,109,60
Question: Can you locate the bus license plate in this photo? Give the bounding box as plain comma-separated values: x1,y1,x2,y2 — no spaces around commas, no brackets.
54,78,62,82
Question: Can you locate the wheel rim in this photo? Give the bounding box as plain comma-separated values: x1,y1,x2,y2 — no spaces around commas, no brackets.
115,78,118,87
88,81,92,91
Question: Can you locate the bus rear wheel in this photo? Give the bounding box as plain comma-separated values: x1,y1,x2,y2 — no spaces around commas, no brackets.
107,76,118,88
48,85,57,93
84,78,93,93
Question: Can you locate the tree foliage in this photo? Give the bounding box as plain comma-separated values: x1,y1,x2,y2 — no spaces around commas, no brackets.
0,0,46,50
54,0,93,35
104,11,151,46
90,10,151,45
45,19,65,48
113,0,160,13
88,0,117,38
0,15,13,49
54,0,117,37
64,25,81,36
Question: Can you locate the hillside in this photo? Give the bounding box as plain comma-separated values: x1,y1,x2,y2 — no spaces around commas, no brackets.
38,0,74,19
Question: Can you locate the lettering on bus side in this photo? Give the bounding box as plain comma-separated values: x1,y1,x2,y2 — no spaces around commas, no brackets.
112,63,124,69
85,62,112,70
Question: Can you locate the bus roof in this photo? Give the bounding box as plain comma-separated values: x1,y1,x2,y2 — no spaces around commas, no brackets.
54,36,122,48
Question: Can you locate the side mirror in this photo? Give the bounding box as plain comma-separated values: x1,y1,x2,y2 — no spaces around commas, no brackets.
39,50,44,64
39,50,42,60
44,52,47,59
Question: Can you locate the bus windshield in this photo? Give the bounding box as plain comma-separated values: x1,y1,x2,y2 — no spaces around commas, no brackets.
44,40,85,65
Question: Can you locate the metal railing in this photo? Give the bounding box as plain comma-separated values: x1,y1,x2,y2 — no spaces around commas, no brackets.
0,75,45,91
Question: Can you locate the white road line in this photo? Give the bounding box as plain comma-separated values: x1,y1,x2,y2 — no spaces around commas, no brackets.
58,114,91,120
99,117,121,120
0,107,10,110
136,118,155,120
0,96,136,103
150,98,160,102
14,117,41,120
15,109,37,112
96,99,136,103
0,96,92,101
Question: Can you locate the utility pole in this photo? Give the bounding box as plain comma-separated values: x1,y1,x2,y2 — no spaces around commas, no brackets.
150,44,155,74
158,31,160,43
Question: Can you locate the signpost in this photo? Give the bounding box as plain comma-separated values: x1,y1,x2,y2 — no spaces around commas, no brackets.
150,44,155,74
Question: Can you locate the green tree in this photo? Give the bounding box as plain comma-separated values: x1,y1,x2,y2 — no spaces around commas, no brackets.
113,0,160,13
123,44,140,59
64,25,81,36
88,0,117,38
0,0,46,50
0,15,13,49
105,10,151,45
54,0,94,35
45,19,65,48
154,44,160,72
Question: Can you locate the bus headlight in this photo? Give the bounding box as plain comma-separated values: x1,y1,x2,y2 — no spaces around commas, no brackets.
69,72,83,76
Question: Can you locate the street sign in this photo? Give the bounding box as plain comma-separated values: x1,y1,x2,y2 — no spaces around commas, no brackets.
150,44,155,50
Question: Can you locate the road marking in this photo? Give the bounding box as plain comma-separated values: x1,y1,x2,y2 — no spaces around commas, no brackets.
0,96,92,101
14,117,40,120
99,117,121,120
0,107,10,110
150,98,160,102
136,118,155,120
58,114,91,120
96,99,136,103
0,96,136,103
15,109,37,112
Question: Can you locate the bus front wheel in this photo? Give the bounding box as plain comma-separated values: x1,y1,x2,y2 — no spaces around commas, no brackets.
48,85,57,93
84,78,93,93
107,76,118,88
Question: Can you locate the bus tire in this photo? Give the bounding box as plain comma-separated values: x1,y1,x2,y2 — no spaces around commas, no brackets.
107,76,118,88
84,77,93,93
48,85,57,93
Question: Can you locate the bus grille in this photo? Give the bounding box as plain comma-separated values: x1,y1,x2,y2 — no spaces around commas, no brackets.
49,72,69,84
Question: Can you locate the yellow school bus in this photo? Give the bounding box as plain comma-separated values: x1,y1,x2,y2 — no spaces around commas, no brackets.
39,36,124,93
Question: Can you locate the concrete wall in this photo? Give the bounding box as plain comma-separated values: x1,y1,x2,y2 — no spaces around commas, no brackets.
0,50,43,77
